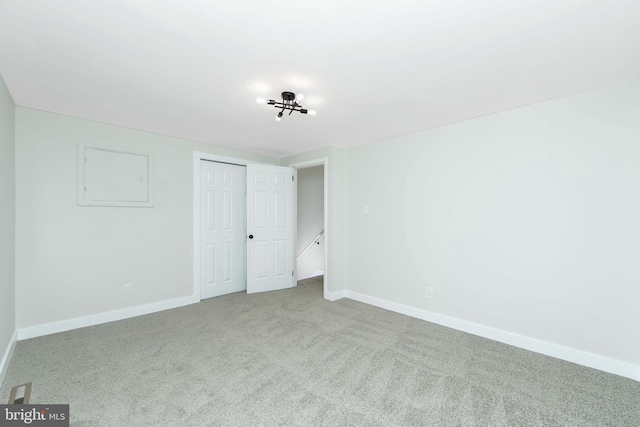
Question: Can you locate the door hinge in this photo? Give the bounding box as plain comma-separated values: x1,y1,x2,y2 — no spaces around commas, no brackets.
292,271,294,277
292,175,294,181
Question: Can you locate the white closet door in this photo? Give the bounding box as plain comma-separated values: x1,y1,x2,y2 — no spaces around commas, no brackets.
200,161,246,299
246,164,294,294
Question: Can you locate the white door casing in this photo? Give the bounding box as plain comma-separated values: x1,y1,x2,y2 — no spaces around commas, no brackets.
247,164,295,294
288,157,330,299
200,160,246,299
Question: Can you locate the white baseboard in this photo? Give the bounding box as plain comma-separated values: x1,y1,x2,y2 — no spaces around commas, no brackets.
0,329,18,388
345,290,640,382
18,295,199,341
324,289,346,302
298,270,325,281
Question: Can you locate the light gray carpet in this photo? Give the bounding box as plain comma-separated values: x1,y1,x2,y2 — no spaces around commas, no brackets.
2,277,639,426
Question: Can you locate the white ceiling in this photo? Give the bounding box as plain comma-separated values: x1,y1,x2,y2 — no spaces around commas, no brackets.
1,1,639,157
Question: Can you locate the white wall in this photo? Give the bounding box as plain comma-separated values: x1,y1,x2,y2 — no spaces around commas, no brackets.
296,166,324,279
344,78,640,368
15,107,277,329
282,146,345,295
8,76,640,378
0,73,16,385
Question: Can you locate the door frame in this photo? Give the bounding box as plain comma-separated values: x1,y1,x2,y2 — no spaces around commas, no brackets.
193,152,271,300
193,152,331,301
288,158,329,298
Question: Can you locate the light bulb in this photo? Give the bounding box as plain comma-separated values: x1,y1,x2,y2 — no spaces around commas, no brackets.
275,111,283,122
296,93,304,103
308,110,317,116
256,97,267,105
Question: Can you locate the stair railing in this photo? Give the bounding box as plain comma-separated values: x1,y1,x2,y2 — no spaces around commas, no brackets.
296,229,324,261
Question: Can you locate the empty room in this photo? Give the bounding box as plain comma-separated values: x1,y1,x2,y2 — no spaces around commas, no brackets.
1,1,639,425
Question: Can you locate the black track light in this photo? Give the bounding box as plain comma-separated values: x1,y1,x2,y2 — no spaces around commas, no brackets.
256,91,316,121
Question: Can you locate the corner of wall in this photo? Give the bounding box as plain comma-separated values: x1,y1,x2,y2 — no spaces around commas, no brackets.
0,71,17,391
0,330,17,389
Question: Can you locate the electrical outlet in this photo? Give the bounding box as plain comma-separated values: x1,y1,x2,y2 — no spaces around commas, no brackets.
362,205,369,215
425,287,434,299
124,283,133,295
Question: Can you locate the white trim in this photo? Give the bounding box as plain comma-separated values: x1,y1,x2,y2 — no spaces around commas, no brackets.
288,158,330,298
0,330,18,387
288,158,327,169
324,290,346,302
344,290,640,382
193,152,276,300
77,141,155,207
17,295,198,341
292,167,298,286
297,269,324,281
193,155,201,301
194,151,270,166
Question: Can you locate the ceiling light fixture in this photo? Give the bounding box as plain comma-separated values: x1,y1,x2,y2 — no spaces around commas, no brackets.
257,91,316,121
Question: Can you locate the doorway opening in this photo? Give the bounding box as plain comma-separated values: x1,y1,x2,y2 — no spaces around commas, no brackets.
295,165,324,280
290,158,329,298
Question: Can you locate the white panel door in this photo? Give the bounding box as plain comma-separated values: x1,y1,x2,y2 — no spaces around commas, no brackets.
247,164,294,294
200,161,246,299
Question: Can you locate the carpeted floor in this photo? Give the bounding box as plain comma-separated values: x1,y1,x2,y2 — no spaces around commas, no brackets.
2,276,639,426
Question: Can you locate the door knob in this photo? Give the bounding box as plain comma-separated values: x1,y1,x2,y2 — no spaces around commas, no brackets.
248,234,254,239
